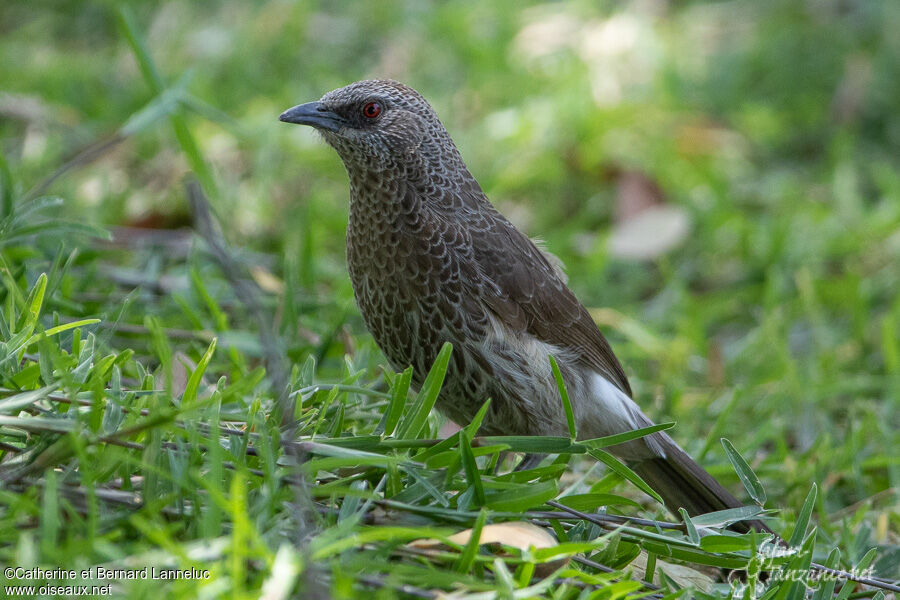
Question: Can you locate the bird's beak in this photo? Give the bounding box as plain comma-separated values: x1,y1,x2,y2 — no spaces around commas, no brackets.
279,102,345,132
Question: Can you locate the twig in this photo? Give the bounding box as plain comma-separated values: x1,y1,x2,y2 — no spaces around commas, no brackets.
809,563,900,594
186,179,293,423
547,501,683,530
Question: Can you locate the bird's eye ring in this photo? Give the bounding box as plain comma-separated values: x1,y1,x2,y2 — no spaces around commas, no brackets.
362,101,382,119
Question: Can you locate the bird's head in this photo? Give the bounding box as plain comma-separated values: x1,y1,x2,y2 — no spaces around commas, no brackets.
279,79,462,177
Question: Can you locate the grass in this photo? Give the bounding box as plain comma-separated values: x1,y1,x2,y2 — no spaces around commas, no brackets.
1,1,898,598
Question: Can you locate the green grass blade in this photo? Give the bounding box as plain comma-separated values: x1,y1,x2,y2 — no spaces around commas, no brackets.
811,548,840,600
680,507,700,545
182,337,217,407
553,492,642,511
397,342,452,439
0,415,77,433
40,467,60,554
484,480,558,512
454,508,487,573
690,505,765,528
17,272,46,335
721,438,767,505
120,72,192,137
415,435,463,463
40,319,100,340
459,431,485,506
380,366,412,437
588,448,664,505
578,422,675,450
116,5,216,195
699,534,752,553
780,528,816,600
462,399,491,441
549,355,576,439
0,384,59,414
788,483,816,547
479,436,579,454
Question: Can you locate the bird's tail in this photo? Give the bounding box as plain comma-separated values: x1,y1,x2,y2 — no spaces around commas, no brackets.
633,436,773,534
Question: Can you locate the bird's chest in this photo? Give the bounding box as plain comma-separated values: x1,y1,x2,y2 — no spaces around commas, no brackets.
346,201,466,375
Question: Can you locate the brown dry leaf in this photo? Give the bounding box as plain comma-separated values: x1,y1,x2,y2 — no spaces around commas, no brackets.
629,551,715,592
445,522,557,550
250,266,285,295
410,522,557,551
409,522,566,575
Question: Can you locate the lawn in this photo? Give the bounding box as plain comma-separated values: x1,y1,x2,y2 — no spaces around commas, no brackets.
0,1,898,598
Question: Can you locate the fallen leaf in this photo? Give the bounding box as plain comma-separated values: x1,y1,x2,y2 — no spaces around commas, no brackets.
608,204,691,260
444,522,557,550
409,522,566,576
250,266,285,295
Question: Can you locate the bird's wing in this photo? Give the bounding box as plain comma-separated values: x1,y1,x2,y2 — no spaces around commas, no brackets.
448,184,633,398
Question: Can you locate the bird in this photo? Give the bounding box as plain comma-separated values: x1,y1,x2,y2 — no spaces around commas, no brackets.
280,79,769,531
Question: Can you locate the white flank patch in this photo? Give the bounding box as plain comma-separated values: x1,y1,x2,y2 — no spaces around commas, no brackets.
589,373,667,457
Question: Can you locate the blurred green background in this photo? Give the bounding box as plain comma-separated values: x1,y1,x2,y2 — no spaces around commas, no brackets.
2,0,899,579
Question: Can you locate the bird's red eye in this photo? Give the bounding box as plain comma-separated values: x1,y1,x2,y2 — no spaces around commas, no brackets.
362,101,382,119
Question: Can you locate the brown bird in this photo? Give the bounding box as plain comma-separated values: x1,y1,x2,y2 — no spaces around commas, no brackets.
280,79,768,530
